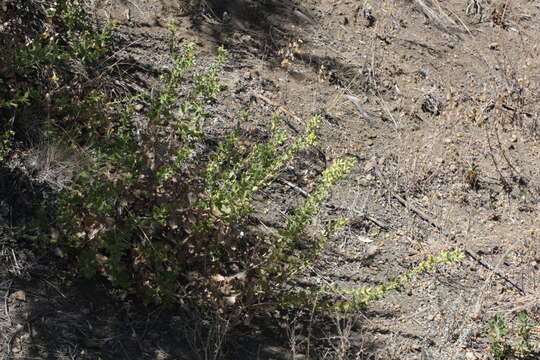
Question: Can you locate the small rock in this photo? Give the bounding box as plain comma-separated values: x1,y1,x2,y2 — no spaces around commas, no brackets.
261,345,293,360
365,245,379,258
358,178,369,186
54,246,64,258
358,236,373,243
133,103,144,111
422,92,444,116
364,157,377,171
11,290,26,302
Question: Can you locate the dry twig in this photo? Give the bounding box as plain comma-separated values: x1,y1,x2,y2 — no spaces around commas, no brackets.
3,280,12,325
254,93,302,133
374,167,526,295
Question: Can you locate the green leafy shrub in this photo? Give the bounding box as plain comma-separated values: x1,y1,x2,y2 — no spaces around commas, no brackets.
2,1,464,319
54,27,360,312
488,311,539,359
0,0,115,159
44,17,466,319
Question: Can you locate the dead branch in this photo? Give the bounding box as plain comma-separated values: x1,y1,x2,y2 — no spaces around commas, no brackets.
3,280,12,325
277,178,390,230
374,167,526,295
374,168,439,228
278,178,310,198
254,93,302,133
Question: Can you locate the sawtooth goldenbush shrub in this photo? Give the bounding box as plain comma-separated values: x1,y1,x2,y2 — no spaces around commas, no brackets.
2,1,464,319
53,25,361,313
0,0,115,160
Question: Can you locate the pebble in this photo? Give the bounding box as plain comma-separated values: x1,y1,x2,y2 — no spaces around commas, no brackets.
365,245,380,257
364,157,377,171
358,235,373,243
10,290,26,302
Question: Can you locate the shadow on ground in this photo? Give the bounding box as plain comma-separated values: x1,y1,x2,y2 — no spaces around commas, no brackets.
187,0,315,58
0,165,388,359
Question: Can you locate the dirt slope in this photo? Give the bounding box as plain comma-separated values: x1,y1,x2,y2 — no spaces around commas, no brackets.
1,0,540,359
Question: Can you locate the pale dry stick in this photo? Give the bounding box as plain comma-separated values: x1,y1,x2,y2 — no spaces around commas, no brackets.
344,95,375,127
374,168,437,228
254,93,301,134
374,166,526,295
125,0,146,19
43,279,66,299
324,72,361,115
471,239,522,319
350,209,390,231
493,292,540,314
3,280,12,325
310,194,390,230
10,249,21,277
376,94,401,134
494,126,524,181
330,314,354,360
485,126,511,192
440,1,472,36
278,178,390,230
413,0,458,30
435,0,472,36
350,188,391,230
286,315,300,360
501,0,510,23
293,8,315,24
278,178,309,198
